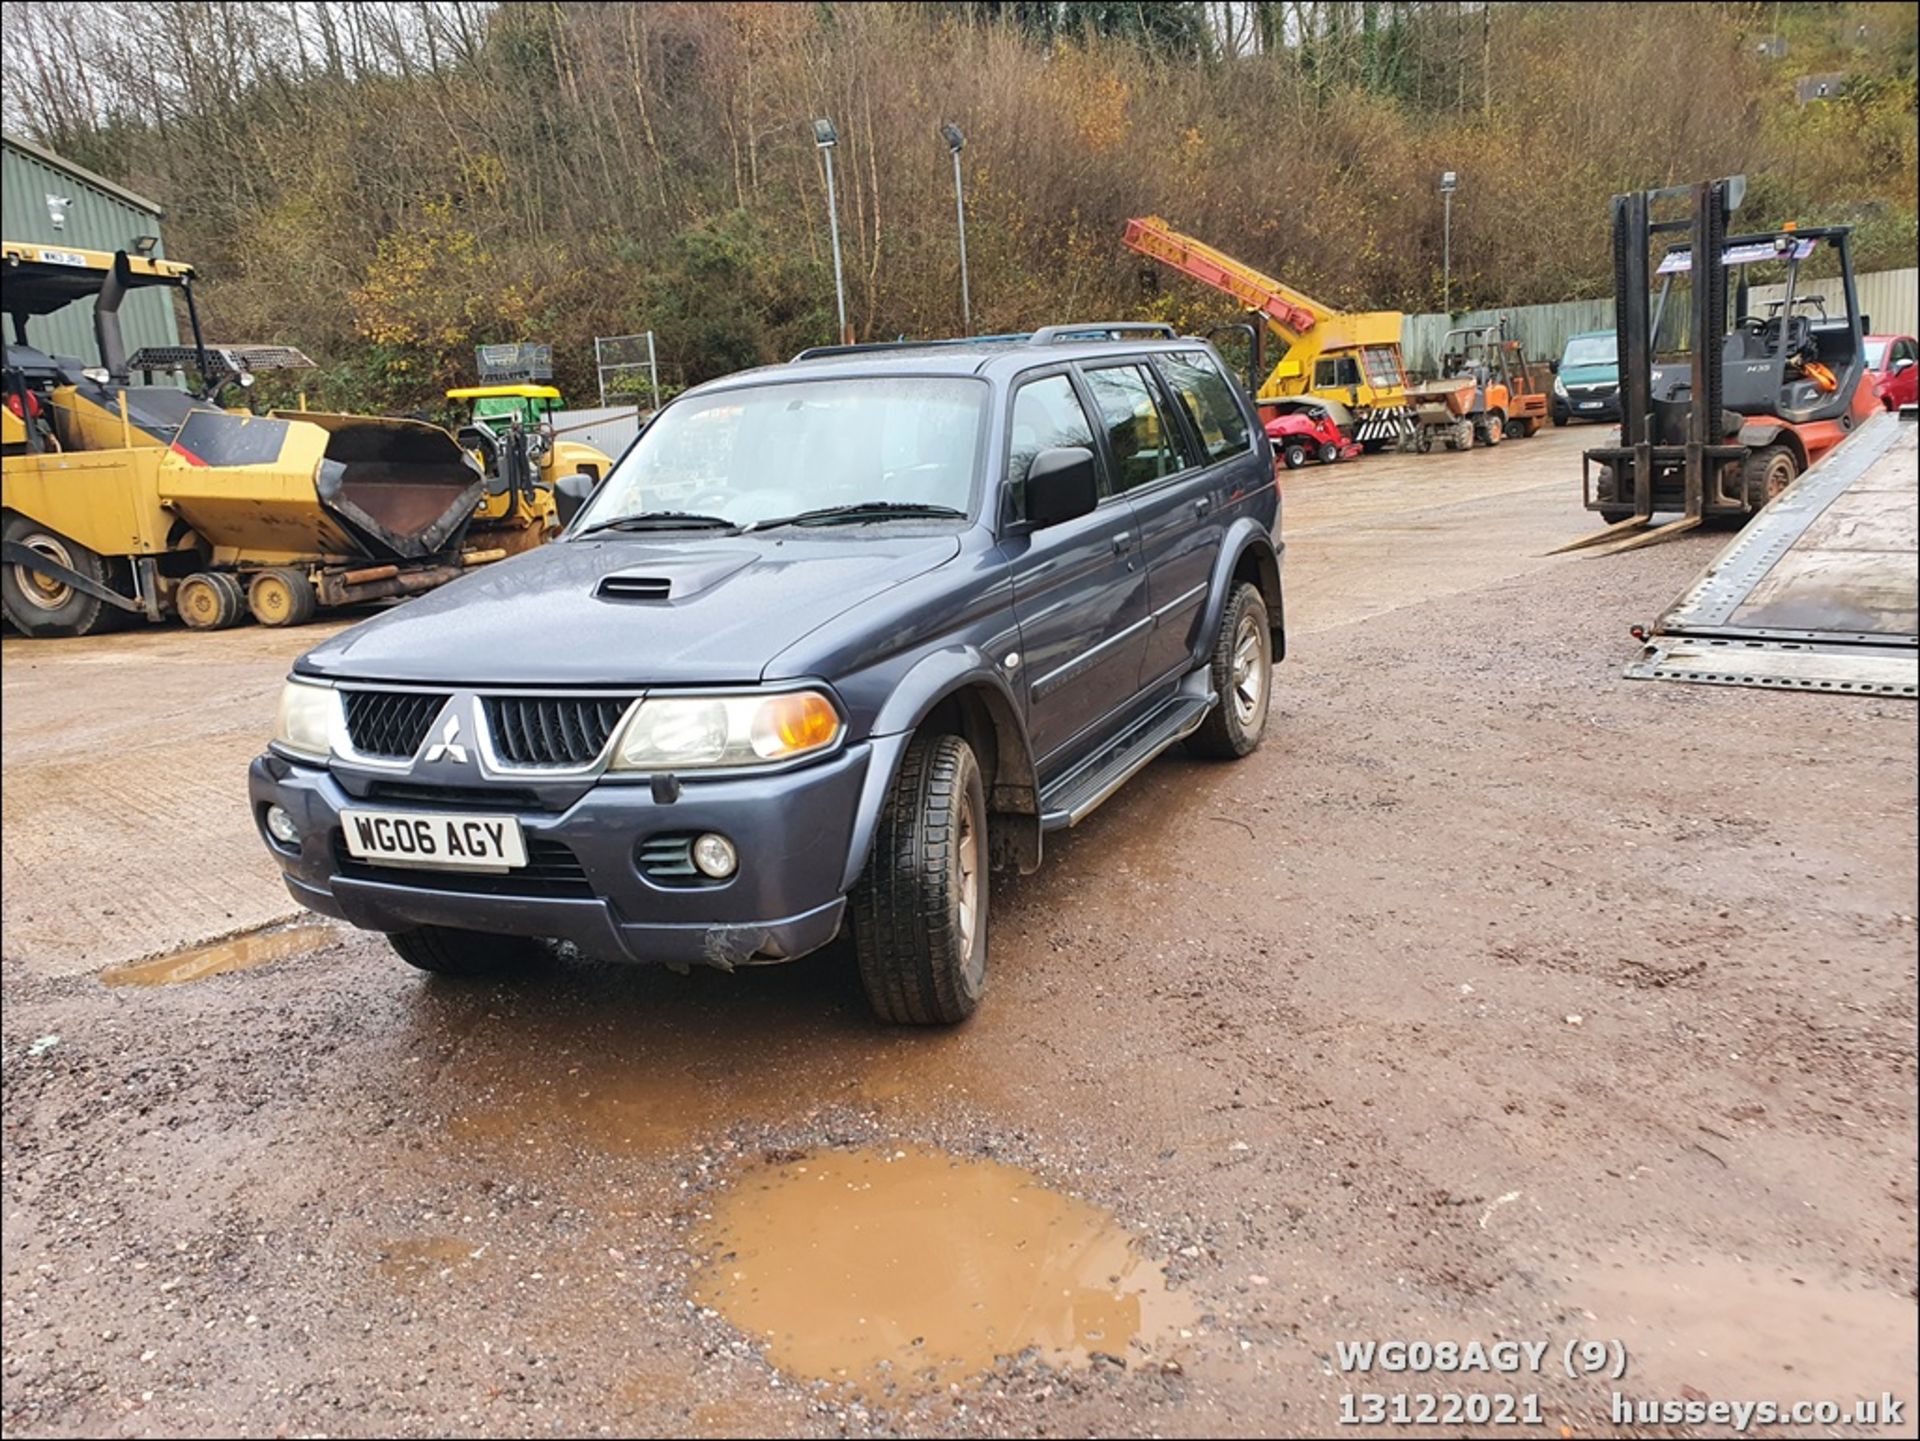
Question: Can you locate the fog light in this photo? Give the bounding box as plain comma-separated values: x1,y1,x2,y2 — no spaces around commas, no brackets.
265,804,300,846
692,832,737,879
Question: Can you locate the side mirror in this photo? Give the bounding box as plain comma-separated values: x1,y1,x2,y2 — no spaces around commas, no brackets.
1895,357,1915,374
1548,358,1560,374
553,471,601,526
1023,446,1099,529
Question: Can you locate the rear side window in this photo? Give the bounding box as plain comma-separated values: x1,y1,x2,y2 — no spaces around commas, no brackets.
1007,374,1098,518
1082,363,1195,492
1159,350,1252,462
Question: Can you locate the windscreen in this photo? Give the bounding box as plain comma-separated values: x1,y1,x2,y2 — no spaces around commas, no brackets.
576,375,988,530
1561,336,1615,368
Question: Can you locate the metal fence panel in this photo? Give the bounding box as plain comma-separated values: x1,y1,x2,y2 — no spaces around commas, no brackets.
1401,298,1615,376
1743,267,1918,337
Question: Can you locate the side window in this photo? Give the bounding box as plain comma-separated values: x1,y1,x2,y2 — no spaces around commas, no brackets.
1158,350,1253,463
1083,363,1192,492
1007,374,1097,519
1313,355,1361,390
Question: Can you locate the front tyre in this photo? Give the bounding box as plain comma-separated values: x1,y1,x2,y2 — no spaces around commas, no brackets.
1186,582,1272,761
852,733,988,1026
389,925,547,977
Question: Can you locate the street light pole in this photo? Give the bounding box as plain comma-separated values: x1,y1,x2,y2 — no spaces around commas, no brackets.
943,122,971,334
1440,169,1458,316
814,118,848,344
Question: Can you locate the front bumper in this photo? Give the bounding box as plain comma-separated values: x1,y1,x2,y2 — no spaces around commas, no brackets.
248,744,879,968
1555,389,1620,422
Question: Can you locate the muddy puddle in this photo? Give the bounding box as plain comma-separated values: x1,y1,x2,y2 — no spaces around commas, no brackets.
375,1235,483,1280
100,923,335,988
691,1144,1195,1394
1571,1253,1917,1403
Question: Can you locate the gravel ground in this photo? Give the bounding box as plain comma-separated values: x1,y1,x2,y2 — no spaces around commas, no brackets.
4,430,1915,1437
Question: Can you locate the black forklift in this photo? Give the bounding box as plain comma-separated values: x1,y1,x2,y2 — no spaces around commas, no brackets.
1560,175,1877,555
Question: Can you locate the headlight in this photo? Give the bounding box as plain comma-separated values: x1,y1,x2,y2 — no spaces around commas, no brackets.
610,690,843,770
1553,376,1568,398
272,679,341,761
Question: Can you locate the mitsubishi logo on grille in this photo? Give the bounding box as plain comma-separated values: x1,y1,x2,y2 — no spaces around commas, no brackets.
423,715,469,765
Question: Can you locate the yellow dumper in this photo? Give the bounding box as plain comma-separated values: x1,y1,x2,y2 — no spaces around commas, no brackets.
2,241,492,638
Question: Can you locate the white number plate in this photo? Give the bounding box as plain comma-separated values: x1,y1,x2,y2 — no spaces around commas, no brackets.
340,809,527,872
1578,400,1602,410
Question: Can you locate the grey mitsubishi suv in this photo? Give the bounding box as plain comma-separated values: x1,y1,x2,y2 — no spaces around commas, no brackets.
250,323,1285,1024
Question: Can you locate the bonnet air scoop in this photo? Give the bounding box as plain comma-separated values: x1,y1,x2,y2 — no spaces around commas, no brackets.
593,551,757,603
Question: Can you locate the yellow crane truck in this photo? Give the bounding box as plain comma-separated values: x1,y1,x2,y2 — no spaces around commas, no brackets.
2,241,494,639
1122,216,1416,449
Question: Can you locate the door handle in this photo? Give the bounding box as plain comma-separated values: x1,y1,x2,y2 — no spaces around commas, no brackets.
1111,531,1133,553
1193,497,1212,517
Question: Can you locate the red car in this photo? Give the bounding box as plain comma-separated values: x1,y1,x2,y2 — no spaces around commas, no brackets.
1865,334,1918,410
1261,399,1361,469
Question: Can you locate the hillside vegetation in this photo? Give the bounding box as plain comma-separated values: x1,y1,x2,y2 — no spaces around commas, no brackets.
7,1,1915,408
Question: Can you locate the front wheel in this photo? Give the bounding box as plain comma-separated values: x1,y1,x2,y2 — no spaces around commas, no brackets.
1741,444,1799,510
1187,582,1272,761
852,732,988,1026
1552,410,1568,428
389,925,548,977
1318,441,1340,464
1479,412,1505,446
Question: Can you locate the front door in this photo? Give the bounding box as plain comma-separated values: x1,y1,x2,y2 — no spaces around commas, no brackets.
1001,370,1151,766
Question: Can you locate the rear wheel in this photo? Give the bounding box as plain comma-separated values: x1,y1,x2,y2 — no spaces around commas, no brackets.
176,572,246,630
1508,414,1534,439
390,925,548,977
1,517,128,639
1187,583,1271,761
1445,419,1474,451
247,567,318,627
1318,441,1340,464
852,732,988,1026
1282,442,1308,470
1741,444,1799,510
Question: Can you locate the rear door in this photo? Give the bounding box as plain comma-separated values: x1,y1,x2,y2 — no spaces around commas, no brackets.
1079,359,1220,687
1002,369,1152,765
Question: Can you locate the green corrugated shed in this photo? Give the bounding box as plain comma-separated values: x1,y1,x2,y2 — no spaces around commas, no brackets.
2,133,181,370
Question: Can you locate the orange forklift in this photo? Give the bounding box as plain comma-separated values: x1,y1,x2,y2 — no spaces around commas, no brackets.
1562,175,1879,554
1405,318,1553,450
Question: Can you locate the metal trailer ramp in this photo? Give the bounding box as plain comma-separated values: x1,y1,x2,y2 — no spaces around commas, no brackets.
1625,409,1917,698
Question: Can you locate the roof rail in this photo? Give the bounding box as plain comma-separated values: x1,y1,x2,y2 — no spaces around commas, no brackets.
790,334,1033,363
1027,322,1179,344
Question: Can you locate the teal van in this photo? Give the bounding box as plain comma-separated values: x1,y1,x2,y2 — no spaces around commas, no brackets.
1551,330,1619,425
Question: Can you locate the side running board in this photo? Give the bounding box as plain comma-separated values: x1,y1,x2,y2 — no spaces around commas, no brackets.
1038,692,1213,831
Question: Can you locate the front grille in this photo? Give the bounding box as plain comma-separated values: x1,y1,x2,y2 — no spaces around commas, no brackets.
333,833,592,898
483,695,634,768
342,690,450,759
364,780,546,810
636,833,712,886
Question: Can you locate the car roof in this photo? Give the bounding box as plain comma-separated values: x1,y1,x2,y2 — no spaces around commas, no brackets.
687,334,1216,398
1863,333,1913,343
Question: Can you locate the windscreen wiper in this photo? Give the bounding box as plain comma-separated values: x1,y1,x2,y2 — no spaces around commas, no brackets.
745,501,967,532
573,511,741,538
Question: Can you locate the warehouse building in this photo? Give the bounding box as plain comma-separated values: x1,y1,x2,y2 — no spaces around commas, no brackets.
2,132,181,366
